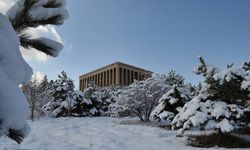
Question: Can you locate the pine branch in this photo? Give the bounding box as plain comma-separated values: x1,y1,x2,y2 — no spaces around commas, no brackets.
44,0,64,8
20,35,62,57
8,129,25,144
9,0,65,34
227,63,234,68
7,0,68,56
194,56,208,76
242,62,250,71
12,14,64,34
8,0,36,33
198,56,206,67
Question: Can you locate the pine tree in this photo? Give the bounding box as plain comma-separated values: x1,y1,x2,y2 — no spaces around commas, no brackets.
242,61,250,71
42,71,75,117
36,76,54,116
241,61,250,96
151,86,189,123
172,57,250,135
165,70,185,87
83,82,112,116
69,90,92,117
106,86,124,116
194,57,249,106
0,0,68,144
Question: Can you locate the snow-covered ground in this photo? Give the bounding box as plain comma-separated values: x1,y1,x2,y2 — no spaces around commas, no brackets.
0,117,247,150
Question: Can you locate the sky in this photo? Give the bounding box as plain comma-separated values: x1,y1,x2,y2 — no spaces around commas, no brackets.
2,0,250,89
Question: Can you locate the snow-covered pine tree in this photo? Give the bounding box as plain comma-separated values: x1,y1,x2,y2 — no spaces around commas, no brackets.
171,57,250,135
242,61,250,71
106,86,124,116
39,76,54,100
242,61,250,93
195,82,203,95
7,0,68,57
150,86,191,124
165,70,185,87
83,81,101,116
151,70,194,124
0,0,68,143
83,82,112,116
69,90,93,117
42,71,75,117
36,76,54,117
0,13,32,144
195,57,249,106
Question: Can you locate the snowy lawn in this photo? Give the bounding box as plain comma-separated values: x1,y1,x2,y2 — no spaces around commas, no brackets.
0,117,248,150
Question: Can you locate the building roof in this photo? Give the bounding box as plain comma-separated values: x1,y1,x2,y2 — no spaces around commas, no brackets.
79,61,151,78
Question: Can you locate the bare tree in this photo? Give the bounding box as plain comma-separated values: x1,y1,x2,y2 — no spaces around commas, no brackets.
115,75,168,122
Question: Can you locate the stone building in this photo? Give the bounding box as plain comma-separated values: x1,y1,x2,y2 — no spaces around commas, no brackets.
79,62,152,91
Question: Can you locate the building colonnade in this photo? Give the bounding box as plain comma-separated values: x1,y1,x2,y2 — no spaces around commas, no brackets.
79,67,146,91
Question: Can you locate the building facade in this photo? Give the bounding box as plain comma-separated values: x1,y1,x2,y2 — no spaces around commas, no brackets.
79,62,151,91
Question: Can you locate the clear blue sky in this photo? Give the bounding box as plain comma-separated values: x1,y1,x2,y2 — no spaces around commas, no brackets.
29,0,250,89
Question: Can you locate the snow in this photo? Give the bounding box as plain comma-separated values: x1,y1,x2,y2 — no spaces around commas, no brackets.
211,102,230,119
189,111,207,127
213,67,245,83
90,107,98,115
150,102,165,118
83,98,92,105
0,13,32,138
241,80,250,90
171,94,250,134
159,88,179,105
6,0,24,20
242,71,250,90
0,117,243,150
0,14,32,85
56,86,66,91
217,119,234,133
158,111,174,123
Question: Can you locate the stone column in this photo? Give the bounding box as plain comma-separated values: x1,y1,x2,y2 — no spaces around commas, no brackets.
97,74,100,86
111,69,113,85
101,72,103,87
81,79,84,91
135,72,138,80
121,68,124,85
107,70,109,86
86,77,88,88
110,70,112,85
114,67,119,85
104,72,106,87
84,78,86,89
79,79,81,91
123,69,126,86
83,78,85,90
94,75,97,85
83,79,85,90
116,67,122,85
127,70,130,85
131,70,134,83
